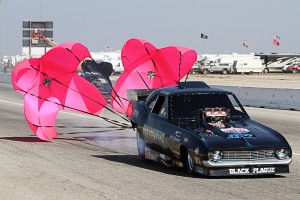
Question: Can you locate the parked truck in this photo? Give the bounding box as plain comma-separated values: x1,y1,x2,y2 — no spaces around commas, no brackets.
199,54,263,74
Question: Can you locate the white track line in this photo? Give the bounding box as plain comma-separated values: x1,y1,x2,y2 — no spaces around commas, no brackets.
0,99,99,120
0,99,22,106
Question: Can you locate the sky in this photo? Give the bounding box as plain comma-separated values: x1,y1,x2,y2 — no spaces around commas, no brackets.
0,0,300,56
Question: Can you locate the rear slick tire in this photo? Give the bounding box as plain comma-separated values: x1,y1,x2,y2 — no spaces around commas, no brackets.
137,131,146,159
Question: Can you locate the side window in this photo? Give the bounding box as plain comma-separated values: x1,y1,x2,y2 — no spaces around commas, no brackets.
152,96,166,114
151,95,168,119
147,95,158,111
158,97,168,119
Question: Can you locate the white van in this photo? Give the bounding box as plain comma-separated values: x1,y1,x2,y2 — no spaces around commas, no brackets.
232,57,263,73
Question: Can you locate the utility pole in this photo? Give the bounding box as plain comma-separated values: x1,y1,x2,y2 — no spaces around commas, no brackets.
0,0,2,70
41,0,43,20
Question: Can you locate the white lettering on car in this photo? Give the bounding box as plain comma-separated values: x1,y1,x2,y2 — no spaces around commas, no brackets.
229,168,250,174
252,167,275,174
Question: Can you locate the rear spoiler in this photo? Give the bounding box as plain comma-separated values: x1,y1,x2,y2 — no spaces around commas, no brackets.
127,89,155,101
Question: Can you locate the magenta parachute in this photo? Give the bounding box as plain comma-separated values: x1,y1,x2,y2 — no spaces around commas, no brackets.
11,42,108,141
110,38,197,114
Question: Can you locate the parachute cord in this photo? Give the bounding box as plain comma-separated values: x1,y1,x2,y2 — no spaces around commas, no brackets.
110,85,130,114
184,73,189,82
18,88,132,129
29,64,130,123
64,48,132,118
78,57,131,116
178,51,182,80
143,44,164,88
122,55,150,90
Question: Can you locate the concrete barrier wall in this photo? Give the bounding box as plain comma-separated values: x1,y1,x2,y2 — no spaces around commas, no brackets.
0,73,12,84
1,73,299,111
216,85,300,111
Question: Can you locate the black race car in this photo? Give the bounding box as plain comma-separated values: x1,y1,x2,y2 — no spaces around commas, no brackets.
128,81,292,176
77,59,113,101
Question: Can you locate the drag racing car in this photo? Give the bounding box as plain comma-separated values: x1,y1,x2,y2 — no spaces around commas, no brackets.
77,58,113,100
128,82,292,176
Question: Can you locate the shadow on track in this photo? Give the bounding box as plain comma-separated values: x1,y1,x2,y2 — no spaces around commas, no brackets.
93,154,286,179
93,154,192,177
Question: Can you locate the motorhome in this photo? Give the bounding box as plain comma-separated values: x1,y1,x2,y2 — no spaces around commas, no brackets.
257,54,300,73
232,56,263,73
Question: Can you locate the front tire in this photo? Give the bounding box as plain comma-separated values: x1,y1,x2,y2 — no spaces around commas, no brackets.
186,151,195,174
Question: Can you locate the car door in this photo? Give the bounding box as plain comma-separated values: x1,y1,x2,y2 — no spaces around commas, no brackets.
142,95,172,151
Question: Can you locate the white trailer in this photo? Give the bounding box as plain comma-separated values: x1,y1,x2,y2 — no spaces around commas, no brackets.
232,57,263,73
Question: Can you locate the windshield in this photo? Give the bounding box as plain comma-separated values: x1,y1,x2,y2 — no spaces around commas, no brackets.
170,93,248,120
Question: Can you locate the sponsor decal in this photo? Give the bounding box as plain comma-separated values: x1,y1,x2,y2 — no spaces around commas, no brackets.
220,127,254,138
220,127,250,133
169,135,181,142
227,133,255,138
228,167,275,175
143,125,165,144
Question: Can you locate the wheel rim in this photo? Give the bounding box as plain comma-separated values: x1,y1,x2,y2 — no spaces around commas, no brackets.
187,153,194,171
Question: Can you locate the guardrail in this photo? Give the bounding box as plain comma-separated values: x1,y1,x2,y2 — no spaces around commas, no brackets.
1,73,299,111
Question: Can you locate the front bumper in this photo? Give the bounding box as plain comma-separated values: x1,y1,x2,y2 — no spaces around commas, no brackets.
195,165,290,176
202,158,292,167
195,158,292,176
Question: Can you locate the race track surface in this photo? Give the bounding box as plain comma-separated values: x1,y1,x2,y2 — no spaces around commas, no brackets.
0,83,299,200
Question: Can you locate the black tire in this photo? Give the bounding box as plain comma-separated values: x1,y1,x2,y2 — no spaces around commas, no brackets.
185,150,195,174
136,131,146,159
222,69,228,75
263,68,269,73
202,69,208,75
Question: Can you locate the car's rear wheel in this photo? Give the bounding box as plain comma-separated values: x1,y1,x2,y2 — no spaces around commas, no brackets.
222,69,228,75
137,131,146,159
186,151,195,174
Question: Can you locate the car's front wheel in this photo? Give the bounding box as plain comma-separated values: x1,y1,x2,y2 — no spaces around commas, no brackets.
202,69,208,75
186,151,195,174
137,131,146,159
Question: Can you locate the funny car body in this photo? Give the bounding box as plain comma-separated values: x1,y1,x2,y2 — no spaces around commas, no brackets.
128,81,292,176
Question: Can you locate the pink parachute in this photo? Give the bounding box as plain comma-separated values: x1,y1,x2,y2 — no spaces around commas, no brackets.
111,38,197,113
12,42,107,141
